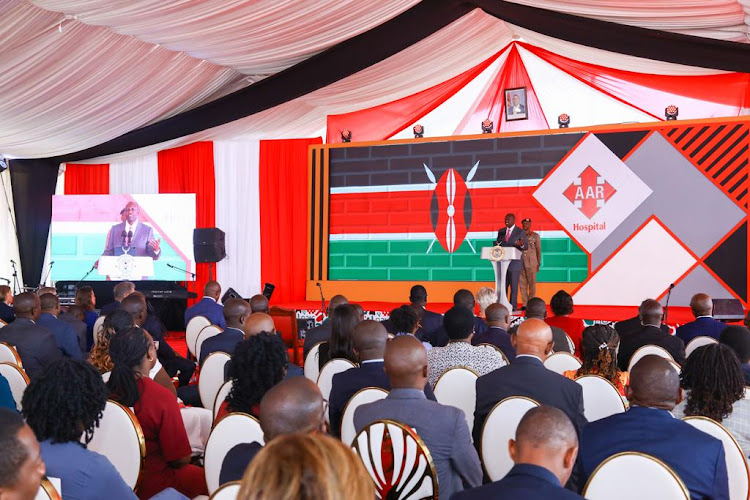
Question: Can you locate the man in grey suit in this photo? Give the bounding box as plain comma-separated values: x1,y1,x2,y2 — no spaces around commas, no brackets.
495,213,528,311
102,201,161,259
354,335,482,498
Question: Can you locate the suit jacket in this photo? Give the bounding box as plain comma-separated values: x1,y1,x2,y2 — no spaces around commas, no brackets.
615,316,670,340
509,322,571,354
57,313,87,353
99,301,121,316
676,316,728,345
427,316,488,348
580,406,729,500
303,320,331,359
198,327,244,367
354,388,483,498
617,325,686,371
472,326,515,361
184,297,226,329
37,313,82,360
0,318,62,379
495,226,528,271
0,302,14,324
102,221,160,259
328,361,436,438
420,307,443,335
219,442,263,486
450,463,583,500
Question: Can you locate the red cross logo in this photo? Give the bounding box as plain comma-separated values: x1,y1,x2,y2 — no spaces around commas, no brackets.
563,166,616,219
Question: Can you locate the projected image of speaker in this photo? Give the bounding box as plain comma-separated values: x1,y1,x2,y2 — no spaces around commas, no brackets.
193,228,226,263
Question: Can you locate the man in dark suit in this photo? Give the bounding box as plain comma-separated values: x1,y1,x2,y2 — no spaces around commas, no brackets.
453,406,583,500
199,299,250,367
58,305,87,353
614,298,671,340
676,293,728,345
102,201,161,259
328,321,436,438
495,213,528,311
473,303,515,361
248,294,269,314
184,281,226,329
354,336,482,498
425,289,487,348
0,285,14,324
0,293,61,379
409,285,442,336
580,355,729,499
37,293,82,360
302,294,348,359
509,297,571,353
720,325,750,385
98,281,135,316
617,299,685,371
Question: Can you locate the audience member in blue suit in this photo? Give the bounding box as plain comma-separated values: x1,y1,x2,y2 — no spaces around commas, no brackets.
676,293,728,345
426,289,487,347
0,374,16,410
37,293,82,360
451,406,583,499
472,303,515,362
199,298,250,367
410,284,443,337
184,281,226,329
580,355,729,500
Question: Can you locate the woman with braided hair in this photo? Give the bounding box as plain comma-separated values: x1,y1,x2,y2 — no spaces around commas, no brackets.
21,358,136,499
107,326,207,499
563,324,629,396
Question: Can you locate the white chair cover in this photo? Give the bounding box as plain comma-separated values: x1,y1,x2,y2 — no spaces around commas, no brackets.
196,325,223,361
0,319,5,328
683,416,750,500
205,413,264,494
583,452,689,500
186,316,211,357
317,358,357,422
210,481,241,500
352,420,438,500
86,400,145,490
0,362,29,411
544,352,582,374
0,342,21,366
564,333,576,353
340,387,388,445
576,375,627,422
34,478,61,500
477,343,509,365
199,352,231,410
433,367,479,436
668,360,682,375
628,345,675,372
685,336,719,358
101,371,111,383
304,342,324,381
481,396,539,481
93,315,106,345
213,380,233,421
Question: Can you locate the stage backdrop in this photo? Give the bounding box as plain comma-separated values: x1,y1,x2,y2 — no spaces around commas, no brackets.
309,117,749,307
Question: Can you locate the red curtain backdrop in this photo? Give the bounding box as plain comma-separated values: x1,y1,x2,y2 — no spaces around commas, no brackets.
260,138,322,304
64,163,109,194
158,142,215,304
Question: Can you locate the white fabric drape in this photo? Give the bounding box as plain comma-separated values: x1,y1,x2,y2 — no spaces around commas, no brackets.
213,140,262,299
109,154,159,194
0,169,23,290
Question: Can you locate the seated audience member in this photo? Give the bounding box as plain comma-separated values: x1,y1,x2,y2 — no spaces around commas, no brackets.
303,294,348,359
99,281,136,316
581,355,729,499
249,294,269,314
184,281,226,329
37,293,82,360
389,305,432,349
509,297,572,353
36,286,57,296
199,298,251,367
672,343,750,456
453,406,583,500
354,335,482,498
317,304,360,370
217,333,288,420
426,289,488,347
545,290,584,355
473,303,515,362
352,303,365,322
475,287,498,318
88,309,136,373
617,299,685,371
236,312,302,379
75,286,98,350
238,434,374,500
0,407,45,500
0,285,14,323
676,293,729,344
0,373,15,410
720,325,750,385
58,304,87,353
426,306,505,388
22,359,136,499
0,292,61,379
409,284,443,335
564,324,628,396
328,321,436,438
615,299,671,340
107,327,207,499
219,377,326,485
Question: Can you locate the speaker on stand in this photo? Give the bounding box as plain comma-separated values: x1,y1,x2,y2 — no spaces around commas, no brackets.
193,228,226,281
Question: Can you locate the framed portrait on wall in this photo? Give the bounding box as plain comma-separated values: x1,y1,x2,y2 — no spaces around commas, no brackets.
504,87,528,121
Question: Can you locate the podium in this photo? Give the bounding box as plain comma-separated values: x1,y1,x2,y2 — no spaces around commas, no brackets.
481,246,522,313
98,256,154,280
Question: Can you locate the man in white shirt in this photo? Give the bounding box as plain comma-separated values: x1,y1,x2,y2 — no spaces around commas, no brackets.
102,201,161,259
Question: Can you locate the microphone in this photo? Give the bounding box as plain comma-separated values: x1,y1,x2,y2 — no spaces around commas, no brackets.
39,261,55,288
9,259,15,265
127,230,133,247
664,283,675,325
316,282,326,313
167,262,196,278
121,230,127,247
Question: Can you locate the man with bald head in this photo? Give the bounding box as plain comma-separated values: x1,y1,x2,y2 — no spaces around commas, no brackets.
248,294,269,314
581,356,729,499
617,299,685,371
510,297,572,353
198,298,251,367
472,303,515,361
354,335,482,498
36,293,82,360
0,292,61,379
184,280,226,329
425,289,489,347
614,298,671,340
676,293,728,344
303,294,348,358
454,406,583,499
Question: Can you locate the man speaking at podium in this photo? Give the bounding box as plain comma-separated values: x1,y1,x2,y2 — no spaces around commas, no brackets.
102,201,161,259
494,213,528,311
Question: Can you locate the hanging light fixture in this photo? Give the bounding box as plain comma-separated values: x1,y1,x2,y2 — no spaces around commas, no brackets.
413,124,424,138
481,119,494,134
341,129,352,143
558,113,571,128
665,105,679,121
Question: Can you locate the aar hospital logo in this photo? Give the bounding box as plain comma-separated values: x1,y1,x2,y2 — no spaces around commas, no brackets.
533,134,652,253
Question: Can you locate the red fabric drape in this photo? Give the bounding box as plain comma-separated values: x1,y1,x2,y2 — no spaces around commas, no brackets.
157,142,215,304
259,138,322,304
64,163,109,194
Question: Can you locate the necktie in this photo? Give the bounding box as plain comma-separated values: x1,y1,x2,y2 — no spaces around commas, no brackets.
505,229,511,242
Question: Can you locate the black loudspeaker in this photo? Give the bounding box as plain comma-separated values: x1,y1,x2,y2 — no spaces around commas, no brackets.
713,298,745,321
262,283,275,300
193,228,226,263
221,287,242,305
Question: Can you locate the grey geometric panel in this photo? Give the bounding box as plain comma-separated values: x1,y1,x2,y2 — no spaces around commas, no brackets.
591,132,746,270
659,264,735,307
